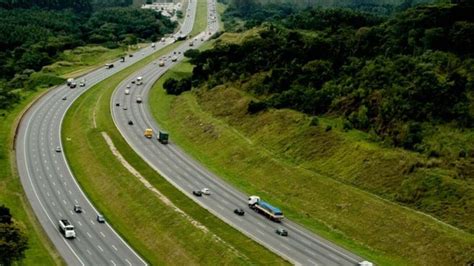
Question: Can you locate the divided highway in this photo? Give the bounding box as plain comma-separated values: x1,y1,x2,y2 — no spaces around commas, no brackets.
15,1,198,265
111,1,366,265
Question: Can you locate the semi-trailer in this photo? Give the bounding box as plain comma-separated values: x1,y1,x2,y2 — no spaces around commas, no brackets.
248,196,284,222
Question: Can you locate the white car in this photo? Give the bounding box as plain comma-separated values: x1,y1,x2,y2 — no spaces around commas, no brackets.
201,188,211,195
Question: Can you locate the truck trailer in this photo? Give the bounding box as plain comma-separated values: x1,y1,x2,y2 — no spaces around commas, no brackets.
248,196,284,222
158,131,169,144
58,219,76,239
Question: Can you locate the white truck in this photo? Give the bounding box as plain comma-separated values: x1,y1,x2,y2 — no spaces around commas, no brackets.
67,78,74,87
58,219,76,239
248,195,284,222
136,76,143,85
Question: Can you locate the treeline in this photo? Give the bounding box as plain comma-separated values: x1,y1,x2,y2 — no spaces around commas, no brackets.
178,2,474,150
0,0,133,11
0,3,176,110
218,0,441,30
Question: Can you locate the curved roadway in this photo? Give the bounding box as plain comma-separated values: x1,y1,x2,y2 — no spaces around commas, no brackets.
111,1,365,265
15,1,198,265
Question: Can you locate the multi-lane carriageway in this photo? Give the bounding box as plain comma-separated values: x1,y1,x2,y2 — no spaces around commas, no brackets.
16,0,369,264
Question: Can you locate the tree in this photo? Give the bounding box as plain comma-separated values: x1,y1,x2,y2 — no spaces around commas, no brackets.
0,206,28,266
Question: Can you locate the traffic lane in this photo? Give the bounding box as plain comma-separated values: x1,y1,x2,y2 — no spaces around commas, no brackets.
29,89,130,264
19,43,161,264
113,71,344,265
117,105,350,265
112,33,361,266
45,99,128,264
113,107,337,265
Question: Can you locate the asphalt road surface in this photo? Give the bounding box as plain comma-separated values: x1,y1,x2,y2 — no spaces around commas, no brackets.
111,1,366,265
15,1,198,265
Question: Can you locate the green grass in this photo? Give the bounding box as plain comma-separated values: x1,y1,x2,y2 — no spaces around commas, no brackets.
148,77,474,264
42,45,127,78
61,42,287,264
190,0,208,36
0,89,63,265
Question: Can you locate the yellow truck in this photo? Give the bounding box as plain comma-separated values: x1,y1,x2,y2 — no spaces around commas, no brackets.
144,128,153,138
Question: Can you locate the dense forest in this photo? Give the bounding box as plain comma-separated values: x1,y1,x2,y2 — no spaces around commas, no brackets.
0,0,175,110
176,0,474,152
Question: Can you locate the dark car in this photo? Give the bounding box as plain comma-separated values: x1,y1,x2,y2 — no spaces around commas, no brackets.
275,228,288,236
192,190,202,197
129,54,133,57
115,103,120,106
97,214,105,223
128,120,134,125
234,208,245,216
73,205,82,213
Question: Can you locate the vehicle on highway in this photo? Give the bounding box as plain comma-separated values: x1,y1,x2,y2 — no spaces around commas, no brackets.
275,228,288,237
193,190,202,197
128,120,134,125
158,60,165,67
70,82,77,88
129,54,133,57
136,76,143,85
97,214,105,223
234,208,245,216
171,56,178,62
62,96,67,100
151,43,156,48
58,219,76,238
248,195,284,222
105,63,114,69
120,56,125,62
67,78,74,87
189,41,194,46
125,89,130,95
79,82,86,87
123,106,128,110
74,205,82,213
161,37,166,42
126,84,131,88
136,97,143,103
55,146,61,152
144,128,153,138
157,131,169,144
115,103,120,106
201,188,211,195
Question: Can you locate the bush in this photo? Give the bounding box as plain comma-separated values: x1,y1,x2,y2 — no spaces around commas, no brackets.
310,116,319,126
247,100,267,114
163,77,192,95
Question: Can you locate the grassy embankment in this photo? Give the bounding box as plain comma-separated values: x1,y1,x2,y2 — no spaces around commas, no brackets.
61,2,286,264
0,44,128,265
147,41,474,265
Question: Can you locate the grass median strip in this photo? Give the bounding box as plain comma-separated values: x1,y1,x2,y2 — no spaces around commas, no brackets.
62,42,287,264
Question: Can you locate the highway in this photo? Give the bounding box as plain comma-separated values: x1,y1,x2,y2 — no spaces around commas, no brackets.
14,1,198,265
111,1,366,265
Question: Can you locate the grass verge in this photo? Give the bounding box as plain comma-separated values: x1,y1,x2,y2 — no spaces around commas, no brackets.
148,67,474,264
0,89,62,265
61,43,286,264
